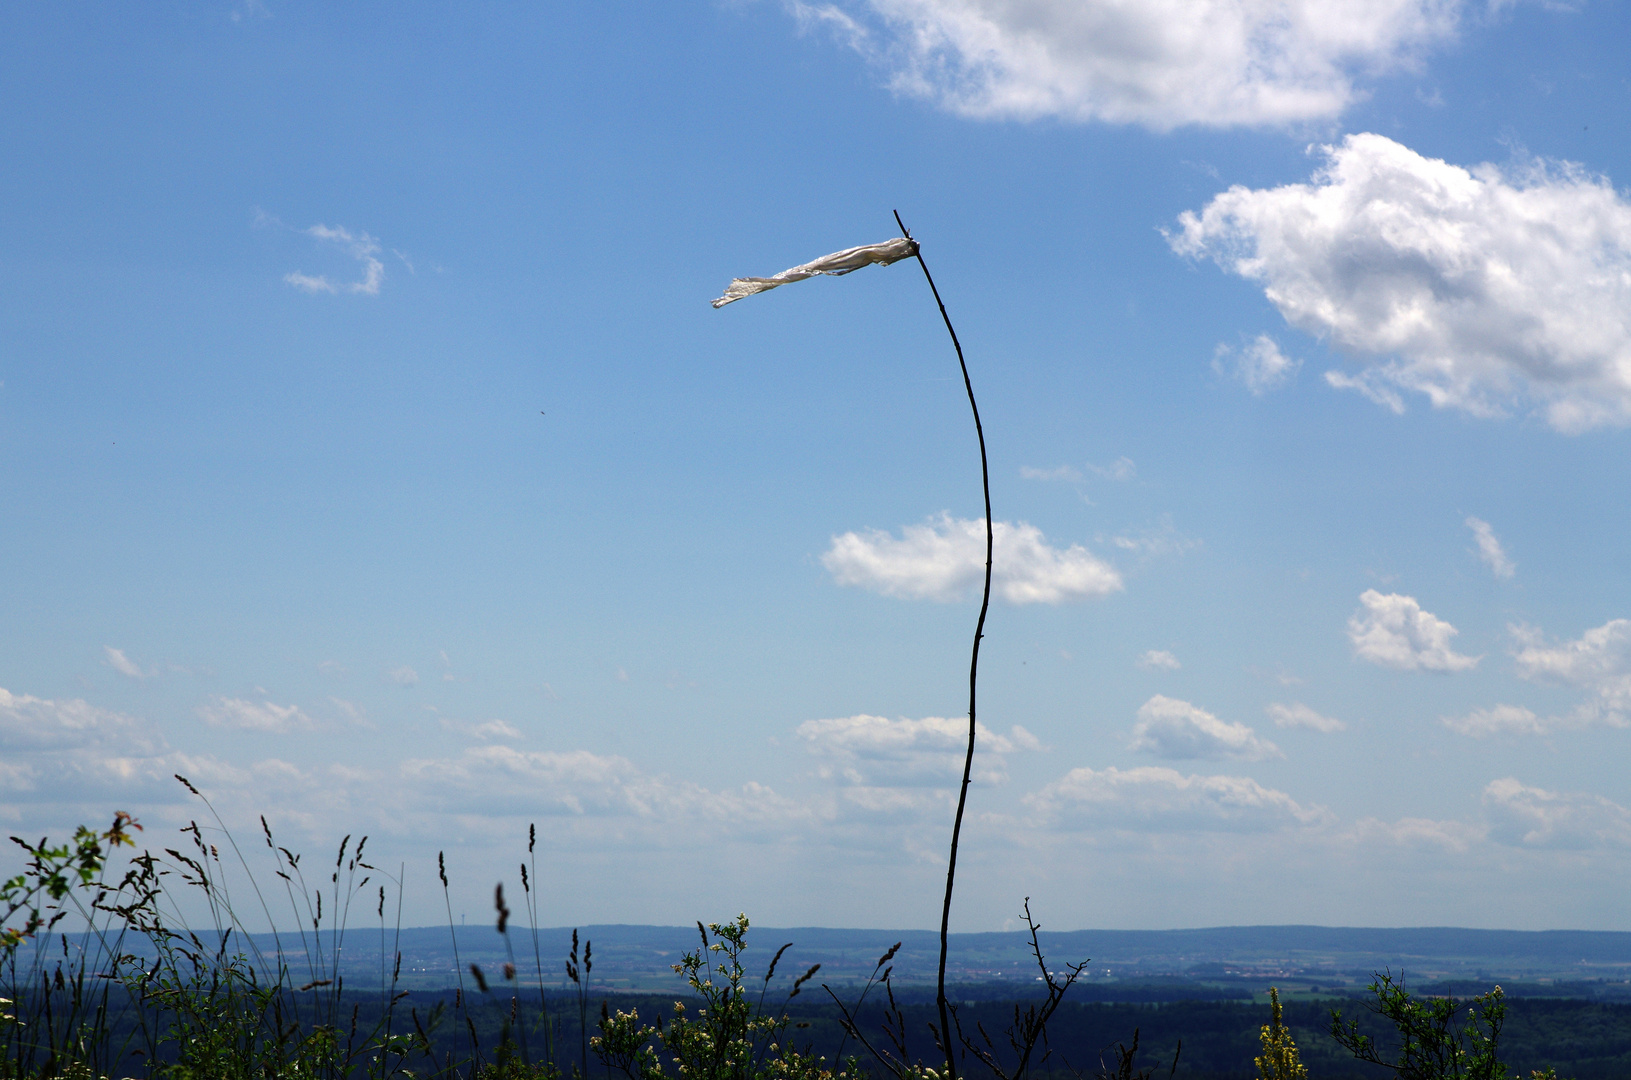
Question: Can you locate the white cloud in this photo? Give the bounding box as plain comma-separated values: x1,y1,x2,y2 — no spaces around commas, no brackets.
1170,134,1631,432
822,512,1122,603
402,746,805,832
0,686,268,815
1483,777,1631,849
1085,456,1136,481
1510,618,1631,727
284,224,385,296
1026,765,1327,831
1214,334,1300,394
102,646,152,680
795,0,1474,129
1347,589,1479,672
1129,695,1282,760
1020,464,1083,482
1107,515,1200,558
1138,649,1181,670
389,666,420,686
1267,701,1346,732
1352,814,1484,852
1513,618,1631,685
0,686,161,754
231,0,271,22
797,713,1040,788
441,717,524,741
196,696,315,734
1020,458,1133,484
1442,704,1551,737
1466,517,1515,579
328,698,370,727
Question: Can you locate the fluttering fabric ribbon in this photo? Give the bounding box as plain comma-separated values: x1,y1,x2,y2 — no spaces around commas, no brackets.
710,237,918,308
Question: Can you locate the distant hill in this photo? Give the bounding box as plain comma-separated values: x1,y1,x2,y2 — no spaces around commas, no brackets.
244,923,1631,995
27,923,1631,997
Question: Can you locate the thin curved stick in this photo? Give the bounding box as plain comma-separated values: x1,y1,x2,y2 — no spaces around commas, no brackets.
895,209,991,1080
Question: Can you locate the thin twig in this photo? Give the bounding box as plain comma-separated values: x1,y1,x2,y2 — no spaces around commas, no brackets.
895,208,993,1080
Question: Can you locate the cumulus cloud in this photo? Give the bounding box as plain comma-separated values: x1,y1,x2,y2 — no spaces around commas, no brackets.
1129,695,1282,760
823,513,1121,603
1138,650,1181,670
797,713,1040,788
196,696,315,734
1466,517,1515,579
1026,765,1327,831
1347,589,1479,672
1170,134,1631,432
284,224,385,296
1510,618,1631,727
103,646,152,680
1266,701,1346,732
795,0,1473,129
1483,777,1631,849
1214,334,1300,394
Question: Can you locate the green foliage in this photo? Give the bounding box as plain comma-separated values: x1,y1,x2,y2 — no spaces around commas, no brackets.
2,813,138,954
593,915,853,1080
1331,972,1511,1080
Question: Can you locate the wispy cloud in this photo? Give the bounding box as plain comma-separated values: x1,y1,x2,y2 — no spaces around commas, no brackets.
1171,134,1631,432
823,513,1121,604
1442,704,1552,737
0,686,162,754
1137,649,1181,671
1266,702,1346,732
1020,457,1133,486
103,646,152,680
1129,695,1282,761
1085,456,1136,482
440,717,524,741
402,746,807,836
231,0,271,22
1466,517,1515,579
1483,777,1631,849
196,696,315,734
1019,465,1083,482
1026,765,1328,832
1214,334,1300,394
389,666,420,686
1108,515,1199,558
1348,590,1480,672
797,714,1040,788
283,224,386,296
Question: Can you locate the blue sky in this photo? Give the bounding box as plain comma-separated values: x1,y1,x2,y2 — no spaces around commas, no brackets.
4,1,1631,933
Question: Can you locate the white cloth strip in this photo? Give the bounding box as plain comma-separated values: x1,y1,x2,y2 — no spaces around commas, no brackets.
711,237,918,308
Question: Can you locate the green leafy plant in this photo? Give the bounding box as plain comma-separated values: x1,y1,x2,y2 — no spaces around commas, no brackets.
1331,971,1509,1080
2,813,139,954
593,915,845,1080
